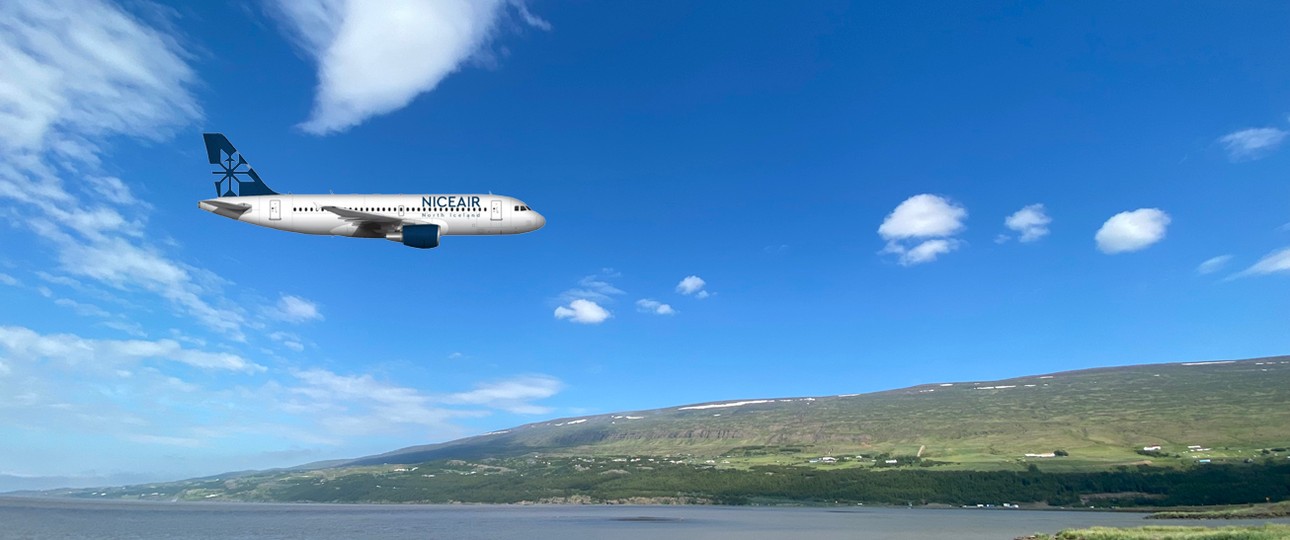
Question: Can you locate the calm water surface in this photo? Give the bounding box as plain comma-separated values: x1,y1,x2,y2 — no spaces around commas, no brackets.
3,497,1287,539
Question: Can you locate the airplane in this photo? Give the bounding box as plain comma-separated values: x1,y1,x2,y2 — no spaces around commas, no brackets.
197,133,545,248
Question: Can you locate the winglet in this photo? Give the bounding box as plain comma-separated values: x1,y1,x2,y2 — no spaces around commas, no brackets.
204,133,278,197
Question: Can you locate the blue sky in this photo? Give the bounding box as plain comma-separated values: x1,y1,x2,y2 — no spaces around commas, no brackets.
1,0,1288,490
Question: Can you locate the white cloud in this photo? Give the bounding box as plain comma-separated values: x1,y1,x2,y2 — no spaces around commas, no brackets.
554,298,611,324
553,270,622,323
1095,208,1171,254
878,194,967,265
899,239,958,266
56,239,244,337
514,1,551,31
0,325,264,373
879,194,967,240
1218,127,1287,161
282,370,562,435
1002,203,1051,243
284,369,467,435
676,275,707,296
0,273,17,286
560,271,625,303
0,0,199,152
440,375,563,414
636,298,675,315
53,297,111,318
275,295,323,323
0,1,258,338
1196,255,1233,275
1234,247,1290,277
272,0,545,134
268,331,305,352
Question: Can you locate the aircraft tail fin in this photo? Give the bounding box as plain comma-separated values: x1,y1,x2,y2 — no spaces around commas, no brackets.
204,133,278,197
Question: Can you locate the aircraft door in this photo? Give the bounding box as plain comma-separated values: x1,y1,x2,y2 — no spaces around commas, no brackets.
398,205,405,217
269,199,281,221
490,199,502,221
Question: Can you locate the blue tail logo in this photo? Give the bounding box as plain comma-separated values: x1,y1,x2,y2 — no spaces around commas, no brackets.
204,133,278,197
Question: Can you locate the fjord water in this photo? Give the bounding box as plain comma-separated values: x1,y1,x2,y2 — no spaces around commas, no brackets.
4,498,1288,540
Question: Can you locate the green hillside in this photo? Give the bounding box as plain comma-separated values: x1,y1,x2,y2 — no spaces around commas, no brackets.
352,356,1290,471
38,356,1290,505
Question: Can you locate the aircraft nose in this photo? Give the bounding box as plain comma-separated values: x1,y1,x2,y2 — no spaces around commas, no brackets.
533,212,546,230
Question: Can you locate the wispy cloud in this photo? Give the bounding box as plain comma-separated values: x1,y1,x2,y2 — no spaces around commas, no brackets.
440,375,563,414
0,0,257,338
559,270,625,303
1218,127,1287,162
1233,247,1290,278
0,273,17,286
636,298,676,315
878,194,967,265
1001,203,1051,243
274,295,324,323
0,1,199,152
270,0,547,134
269,331,306,352
1196,255,1233,275
0,325,264,373
282,370,562,434
1095,208,1170,254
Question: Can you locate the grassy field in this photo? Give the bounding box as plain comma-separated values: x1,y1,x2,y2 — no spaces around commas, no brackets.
1025,524,1290,539
1149,502,1290,520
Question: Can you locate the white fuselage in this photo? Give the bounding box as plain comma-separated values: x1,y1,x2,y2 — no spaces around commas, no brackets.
198,193,545,239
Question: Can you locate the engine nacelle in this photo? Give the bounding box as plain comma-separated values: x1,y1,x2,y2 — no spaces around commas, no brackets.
390,224,440,249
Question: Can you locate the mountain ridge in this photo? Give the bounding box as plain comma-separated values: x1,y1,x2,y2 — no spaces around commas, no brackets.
339,354,1290,469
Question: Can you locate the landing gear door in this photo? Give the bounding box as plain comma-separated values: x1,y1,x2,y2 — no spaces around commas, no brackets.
490,199,502,221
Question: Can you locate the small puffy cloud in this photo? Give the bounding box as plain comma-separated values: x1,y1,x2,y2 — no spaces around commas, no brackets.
554,299,611,324
1196,255,1233,275
676,275,708,297
636,298,675,315
878,194,967,240
1234,247,1290,277
1002,204,1051,243
1218,127,1287,161
276,295,323,323
878,194,967,265
271,0,545,134
1095,208,1171,254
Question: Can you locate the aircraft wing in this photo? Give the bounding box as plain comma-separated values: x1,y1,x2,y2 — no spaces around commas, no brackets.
322,206,405,227
201,199,251,213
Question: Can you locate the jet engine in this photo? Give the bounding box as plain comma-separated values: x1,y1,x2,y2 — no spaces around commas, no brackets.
388,224,440,249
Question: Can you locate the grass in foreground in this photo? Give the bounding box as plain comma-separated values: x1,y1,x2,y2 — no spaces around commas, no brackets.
1149,502,1290,520
1023,524,1290,540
